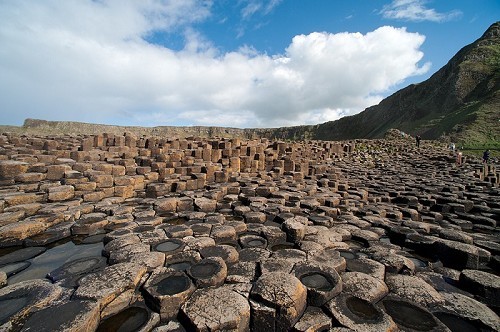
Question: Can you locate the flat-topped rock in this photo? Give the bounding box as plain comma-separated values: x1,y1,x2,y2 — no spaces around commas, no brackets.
19,300,100,332
0,160,29,180
293,306,332,332
250,272,307,331
342,271,388,303
73,262,147,308
180,285,250,332
380,295,449,332
325,294,397,332
0,279,64,330
385,274,444,308
143,268,196,320
459,269,500,308
435,292,500,332
0,220,48,246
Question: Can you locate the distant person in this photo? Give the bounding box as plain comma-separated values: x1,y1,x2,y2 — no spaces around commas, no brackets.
456,150,463,166
483,149,490,163
449,142,455,152
416,135,421,148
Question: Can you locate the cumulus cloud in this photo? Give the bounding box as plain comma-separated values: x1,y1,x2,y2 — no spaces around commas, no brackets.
0,1,429,128
381,0,462,22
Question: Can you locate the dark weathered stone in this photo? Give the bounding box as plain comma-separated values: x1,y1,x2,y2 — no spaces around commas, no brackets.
380,295,448,332
459,269,500,308
292,306,332,332
385,274,444,308
325,294,397,332
187,256,227,288
73,262,147,309
293,261,342,306
0,279,64,329
143,268,196,320
434,292,500,332
19,300,100,332
341,272,388,303
250,272,307,331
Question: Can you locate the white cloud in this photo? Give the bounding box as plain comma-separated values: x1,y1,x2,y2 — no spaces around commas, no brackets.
381,0,462,22
0,1,429,128
240,0,282,19
241,2,262,20
237,0,282,38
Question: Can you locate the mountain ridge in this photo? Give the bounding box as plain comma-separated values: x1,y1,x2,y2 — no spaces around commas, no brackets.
303,21,500,145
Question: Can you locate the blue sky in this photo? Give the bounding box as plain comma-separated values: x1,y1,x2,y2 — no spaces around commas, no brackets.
0,0,498,128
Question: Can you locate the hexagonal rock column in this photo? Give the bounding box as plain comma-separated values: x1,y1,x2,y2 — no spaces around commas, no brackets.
380,295,449,332
199,244,239,265
0,279,64,330
0,160,28,180
308,249,347,273
371,251,415,274
281,217,307,243
459,269,500,308
250,272,307,332
292,262,342,306
71,213,109,235
0,219,48,246
47,185,75,202
153,238,186,258
180,285,250,332
164,250,202,272
433,237,482,270
345,256,385,280
293,306,332,332
97,303,160,332
434,292,500,332
325,294,397,332
73,262,147,309
385,274,444,309
193,197,217,212
187,257,227,288
142,268,196,320
341,272,388,303
16,300,100,332
239,234,268,249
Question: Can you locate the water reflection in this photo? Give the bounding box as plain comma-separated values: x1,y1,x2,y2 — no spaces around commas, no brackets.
6,241,103,284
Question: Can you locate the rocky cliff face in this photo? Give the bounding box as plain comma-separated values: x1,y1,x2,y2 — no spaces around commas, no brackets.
20,118,263,139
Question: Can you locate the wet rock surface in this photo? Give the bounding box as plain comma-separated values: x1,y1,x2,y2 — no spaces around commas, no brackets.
0,133,499,330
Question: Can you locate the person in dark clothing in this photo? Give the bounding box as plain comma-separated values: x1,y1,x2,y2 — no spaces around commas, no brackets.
415,135,421,148
483,149,490,163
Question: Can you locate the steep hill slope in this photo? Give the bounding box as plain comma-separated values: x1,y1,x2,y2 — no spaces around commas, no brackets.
310,21,500,146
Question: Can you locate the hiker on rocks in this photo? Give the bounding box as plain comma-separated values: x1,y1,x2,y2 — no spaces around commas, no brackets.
415,135,421,148
456,149,463,166
483,149,490,163
449,142,455,152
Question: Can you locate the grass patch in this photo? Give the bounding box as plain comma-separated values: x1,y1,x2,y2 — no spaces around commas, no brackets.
462,149,500,159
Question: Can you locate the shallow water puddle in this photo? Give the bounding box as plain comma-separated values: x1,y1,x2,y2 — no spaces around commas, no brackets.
6,240,103,284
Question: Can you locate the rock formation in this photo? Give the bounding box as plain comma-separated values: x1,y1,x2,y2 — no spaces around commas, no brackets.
0,131,499,331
